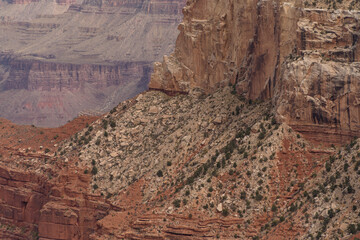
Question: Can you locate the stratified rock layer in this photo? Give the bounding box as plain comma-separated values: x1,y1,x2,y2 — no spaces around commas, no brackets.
0,165,110,240
275,9,360,143
0,0,186,127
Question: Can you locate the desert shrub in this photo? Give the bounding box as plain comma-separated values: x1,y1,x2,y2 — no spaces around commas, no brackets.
91,166,98,175
173,199,181,208
156,170,163,177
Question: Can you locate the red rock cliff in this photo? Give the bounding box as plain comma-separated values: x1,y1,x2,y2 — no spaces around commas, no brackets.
0,165,109,240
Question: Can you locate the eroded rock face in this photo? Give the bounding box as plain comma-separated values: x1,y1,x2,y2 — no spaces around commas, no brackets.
5,0,40,4
1,56,147,91
276,58,360,144
0,0,186,127
150,0,301,98
275,10,360,143
0,166,48,227
0,165,110,240
150,0,360,143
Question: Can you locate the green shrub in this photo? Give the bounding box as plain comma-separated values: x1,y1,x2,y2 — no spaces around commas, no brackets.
91,166,98,175
240,191,246,200
156,170,163,177
271,204,277,212
222,208,229,217
173,199,181,208
348,224,357,234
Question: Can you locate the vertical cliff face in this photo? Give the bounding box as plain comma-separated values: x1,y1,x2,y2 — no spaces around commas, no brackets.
0,55,151,127
150,0,300,99
1,56,147,91
275,9,360,143
150,0,360,143
0,164,110,240
0,117,111,240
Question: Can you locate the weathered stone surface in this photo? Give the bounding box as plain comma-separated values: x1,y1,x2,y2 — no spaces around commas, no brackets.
1,1,360,240
150,0,301,99
275,10,360,143
150,0,360,144
0,165,109,240
275,57,360,143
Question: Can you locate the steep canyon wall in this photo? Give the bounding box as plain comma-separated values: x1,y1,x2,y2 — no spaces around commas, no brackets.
150,0,360,143
150,0,301,97
0,55,148,91
275,9,360,143
0,0,186,127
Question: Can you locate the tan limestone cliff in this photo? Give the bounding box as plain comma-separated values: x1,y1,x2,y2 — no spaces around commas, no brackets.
150,0,360,143
150,0,301,99
275,9,360,143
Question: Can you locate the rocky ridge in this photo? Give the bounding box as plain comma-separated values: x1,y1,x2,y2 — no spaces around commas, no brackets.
0,83,359,239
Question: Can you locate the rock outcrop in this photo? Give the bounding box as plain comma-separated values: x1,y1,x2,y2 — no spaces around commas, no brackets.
0,165,110,240
150,0,360,143
58,87,360,240
275,9,360,143
0,117,110,240
150,0,301,98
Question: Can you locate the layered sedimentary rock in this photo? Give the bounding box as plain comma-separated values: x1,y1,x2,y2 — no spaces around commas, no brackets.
0,54,151,127
0,0,186,126
99,0,185,14
150,0,360,143
1,55,148,91
0,165,110,240
275,9,360,143
5,0,40,4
